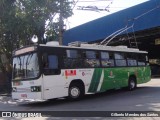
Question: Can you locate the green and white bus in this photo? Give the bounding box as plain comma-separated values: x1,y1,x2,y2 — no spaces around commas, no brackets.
12,42,151,100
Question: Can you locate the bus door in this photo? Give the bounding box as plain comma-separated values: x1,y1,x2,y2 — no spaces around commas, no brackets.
99,52,116,91
104,68,123,90
105,68,116,90
41,53,68,99
112,52,127,89
137,54,147,82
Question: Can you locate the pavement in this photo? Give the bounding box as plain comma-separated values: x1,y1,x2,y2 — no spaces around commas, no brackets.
0,79,160,120
0,85,11,97
0,91,11,97
0,93,11,96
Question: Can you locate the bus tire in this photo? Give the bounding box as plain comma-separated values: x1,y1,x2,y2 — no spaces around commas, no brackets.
128,77,137,91
68,83,84,100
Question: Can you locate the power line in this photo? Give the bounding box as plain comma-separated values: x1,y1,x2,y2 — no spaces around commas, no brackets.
78,0,112,2
76,0,113,12
101,2,160,46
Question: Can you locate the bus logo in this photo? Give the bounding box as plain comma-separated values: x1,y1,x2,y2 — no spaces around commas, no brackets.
65,70,76,76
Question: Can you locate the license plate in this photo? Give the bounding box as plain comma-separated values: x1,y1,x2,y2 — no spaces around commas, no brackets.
21,94,27,98
13,81,21,86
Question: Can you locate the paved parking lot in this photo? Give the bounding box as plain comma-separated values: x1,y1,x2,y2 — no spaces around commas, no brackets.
0,78,160,119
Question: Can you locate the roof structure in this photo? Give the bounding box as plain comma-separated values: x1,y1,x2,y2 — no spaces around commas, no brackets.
63,0,160,45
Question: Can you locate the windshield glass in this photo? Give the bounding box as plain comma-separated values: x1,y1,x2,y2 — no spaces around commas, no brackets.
12,53,40,80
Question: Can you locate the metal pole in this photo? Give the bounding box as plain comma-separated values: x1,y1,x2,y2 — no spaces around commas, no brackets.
59,0,63,45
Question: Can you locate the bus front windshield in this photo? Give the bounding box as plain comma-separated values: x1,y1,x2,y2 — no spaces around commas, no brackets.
12,53,40,80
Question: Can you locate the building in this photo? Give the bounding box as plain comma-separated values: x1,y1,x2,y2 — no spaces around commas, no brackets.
63,0,160,77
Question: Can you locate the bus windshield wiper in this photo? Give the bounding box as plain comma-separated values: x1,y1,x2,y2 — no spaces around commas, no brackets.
25,53,33,78
26,53,33,65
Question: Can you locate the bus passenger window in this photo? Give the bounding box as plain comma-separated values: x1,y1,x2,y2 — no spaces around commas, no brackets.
127,53,137,66
63,49,84,68
115,52,127,67
66,50,78,58
137,54,146,66
48,55,58,69
43,54,60,75
101,52,115,67
85,51,100,67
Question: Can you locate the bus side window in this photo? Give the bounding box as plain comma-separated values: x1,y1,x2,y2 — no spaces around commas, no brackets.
63,49,84,68
85,51,100,67
43,53,60,75
137,54,146,66
114,52,127,67
127,53,137,66
101,52,115,67
48,55,58,69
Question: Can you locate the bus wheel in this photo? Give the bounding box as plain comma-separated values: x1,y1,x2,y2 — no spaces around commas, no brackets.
128,77,137,91
68,83,84,100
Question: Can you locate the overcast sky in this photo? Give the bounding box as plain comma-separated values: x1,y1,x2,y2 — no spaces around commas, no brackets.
66,0,149,29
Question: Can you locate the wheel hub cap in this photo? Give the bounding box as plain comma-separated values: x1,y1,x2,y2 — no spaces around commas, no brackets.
71,87,79,97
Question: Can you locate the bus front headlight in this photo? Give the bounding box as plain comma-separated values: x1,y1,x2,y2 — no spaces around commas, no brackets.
12,87,17,92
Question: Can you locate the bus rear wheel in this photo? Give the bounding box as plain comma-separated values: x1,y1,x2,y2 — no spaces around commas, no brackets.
128,77,137,91
68,83,84,100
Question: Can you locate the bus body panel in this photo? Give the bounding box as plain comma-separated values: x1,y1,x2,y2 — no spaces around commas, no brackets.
87,66,151,93
137,66,151,84
42,69,95,100
42,73,68,99
12,77,43,100
41,70,69,99
12,92,42,100
11,44,151,101
12,66,150,100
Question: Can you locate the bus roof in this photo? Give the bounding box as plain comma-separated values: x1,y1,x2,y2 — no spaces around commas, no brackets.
39,41,147,54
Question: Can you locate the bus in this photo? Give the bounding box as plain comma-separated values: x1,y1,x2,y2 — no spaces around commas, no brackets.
12,42,151,100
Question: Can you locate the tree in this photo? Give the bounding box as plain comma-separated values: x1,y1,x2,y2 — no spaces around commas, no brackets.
15,0,73,44
0,0,73,78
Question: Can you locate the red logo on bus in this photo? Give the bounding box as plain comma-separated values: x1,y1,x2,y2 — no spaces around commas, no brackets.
65,70,76,76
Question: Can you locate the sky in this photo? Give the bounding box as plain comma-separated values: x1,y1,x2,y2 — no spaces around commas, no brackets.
66,0,149,29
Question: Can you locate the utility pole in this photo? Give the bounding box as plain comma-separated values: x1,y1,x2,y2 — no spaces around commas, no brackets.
59,0,63,45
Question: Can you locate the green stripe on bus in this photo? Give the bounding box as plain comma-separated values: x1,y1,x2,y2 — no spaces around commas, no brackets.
88,68,102,92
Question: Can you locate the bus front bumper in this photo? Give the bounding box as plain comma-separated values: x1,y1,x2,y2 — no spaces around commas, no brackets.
12,92,43,101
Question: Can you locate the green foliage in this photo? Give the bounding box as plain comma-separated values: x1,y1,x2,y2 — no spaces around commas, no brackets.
0,0,73,72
